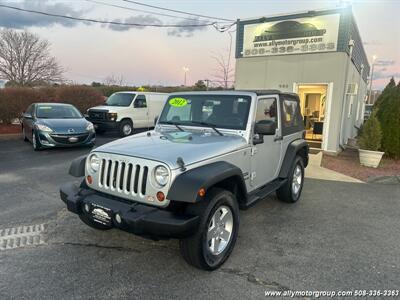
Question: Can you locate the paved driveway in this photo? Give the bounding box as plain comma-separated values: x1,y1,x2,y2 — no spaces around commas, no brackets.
0,134,399,299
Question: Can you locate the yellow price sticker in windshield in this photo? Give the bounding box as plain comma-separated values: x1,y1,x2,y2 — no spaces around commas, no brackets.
169,97,188,107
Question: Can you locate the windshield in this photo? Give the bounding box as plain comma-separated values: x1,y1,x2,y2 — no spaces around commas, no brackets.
36,104,83,119
106,93,136,107
158,95,251,130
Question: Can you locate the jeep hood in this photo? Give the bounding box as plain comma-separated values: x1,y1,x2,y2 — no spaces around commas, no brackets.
94,130,248,169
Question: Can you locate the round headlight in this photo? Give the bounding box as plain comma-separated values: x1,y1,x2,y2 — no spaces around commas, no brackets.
154,165,169,186
89,154,100,172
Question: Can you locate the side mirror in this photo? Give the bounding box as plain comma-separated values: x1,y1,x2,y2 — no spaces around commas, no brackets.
22,113,32,119
254,121,276,135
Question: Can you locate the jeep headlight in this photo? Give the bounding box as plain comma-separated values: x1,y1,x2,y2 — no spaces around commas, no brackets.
154,165,169,186
89,154,100,172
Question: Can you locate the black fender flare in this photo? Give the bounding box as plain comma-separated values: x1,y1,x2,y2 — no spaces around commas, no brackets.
167,161,247,203
279,139,309,178
69,155,87,177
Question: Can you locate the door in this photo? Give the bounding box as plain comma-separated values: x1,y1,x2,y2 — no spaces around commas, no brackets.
23,104,35,141
132,94,149,128
250,96,282,188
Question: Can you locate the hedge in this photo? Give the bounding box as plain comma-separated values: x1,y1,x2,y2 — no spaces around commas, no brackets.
0,86,105,124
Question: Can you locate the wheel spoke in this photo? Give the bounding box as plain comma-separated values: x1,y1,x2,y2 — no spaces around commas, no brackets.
220,228,230,241
213,237,221,253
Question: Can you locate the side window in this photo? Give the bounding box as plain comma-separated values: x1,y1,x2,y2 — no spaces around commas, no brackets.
26,104,34,116
255,98,277,124
134,95,147,108
282,98,299,128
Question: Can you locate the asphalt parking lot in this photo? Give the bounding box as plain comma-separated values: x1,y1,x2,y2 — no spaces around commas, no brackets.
1,133,400,299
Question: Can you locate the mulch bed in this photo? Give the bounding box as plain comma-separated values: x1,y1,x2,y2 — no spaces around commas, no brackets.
0,124,21,135
322,148,400,182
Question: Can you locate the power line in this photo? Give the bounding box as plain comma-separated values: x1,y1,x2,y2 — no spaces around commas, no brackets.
85,0,198,21
121,0,234,22
0,4,216,28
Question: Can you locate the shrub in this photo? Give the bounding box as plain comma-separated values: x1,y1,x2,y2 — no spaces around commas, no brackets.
0,85,105,124
55,85,104,113
358,113,382,151
0,88,43,124
375,78,400,158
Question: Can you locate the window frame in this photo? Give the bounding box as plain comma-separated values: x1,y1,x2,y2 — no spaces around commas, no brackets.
280,95,304,136
254,96,280,132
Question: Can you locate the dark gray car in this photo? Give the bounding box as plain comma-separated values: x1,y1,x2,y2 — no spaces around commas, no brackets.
22,103,96,151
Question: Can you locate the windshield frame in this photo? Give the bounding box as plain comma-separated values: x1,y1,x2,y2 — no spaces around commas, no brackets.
35,104,83,119
158,94,252,131
105,92,136,107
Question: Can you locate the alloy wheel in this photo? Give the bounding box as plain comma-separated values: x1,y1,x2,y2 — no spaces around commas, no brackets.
207,205,233,255
292,164,302,195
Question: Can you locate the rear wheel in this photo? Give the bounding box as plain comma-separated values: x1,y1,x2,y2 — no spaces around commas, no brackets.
119,119,133,137
276,156,304,203
179,188,239,270
22,126,28,142
79,214,112,231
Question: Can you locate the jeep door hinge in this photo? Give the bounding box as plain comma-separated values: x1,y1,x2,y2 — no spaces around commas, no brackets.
251,147,258,156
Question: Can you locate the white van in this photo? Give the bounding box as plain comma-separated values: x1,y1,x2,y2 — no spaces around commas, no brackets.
87,92,167,137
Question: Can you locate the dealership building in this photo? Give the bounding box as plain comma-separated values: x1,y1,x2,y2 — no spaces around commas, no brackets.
235,7,370,153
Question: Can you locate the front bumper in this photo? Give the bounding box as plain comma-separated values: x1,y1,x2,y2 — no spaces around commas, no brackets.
38,131,95,148
86,119,120,131
60,182,199,239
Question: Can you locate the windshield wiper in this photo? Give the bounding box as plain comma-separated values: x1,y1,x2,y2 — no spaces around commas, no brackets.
159,121,184,132
186,121,223,136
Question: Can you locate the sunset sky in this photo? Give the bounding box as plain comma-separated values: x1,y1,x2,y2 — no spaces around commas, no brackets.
0,0,399,89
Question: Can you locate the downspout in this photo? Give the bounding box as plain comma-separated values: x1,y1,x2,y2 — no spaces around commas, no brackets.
338,39,354,150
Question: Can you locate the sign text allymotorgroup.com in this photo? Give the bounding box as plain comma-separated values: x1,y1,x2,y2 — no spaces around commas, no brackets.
242,13,340,57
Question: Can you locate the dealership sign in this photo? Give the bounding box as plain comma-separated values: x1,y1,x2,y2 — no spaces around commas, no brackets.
242,14,340,57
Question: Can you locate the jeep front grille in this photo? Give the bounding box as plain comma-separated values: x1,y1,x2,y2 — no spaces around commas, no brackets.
99,159,149,196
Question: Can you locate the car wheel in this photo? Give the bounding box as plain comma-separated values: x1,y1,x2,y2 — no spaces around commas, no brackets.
179,188,239,270
276,155,304,203
119,120,133,137
22,126,28,142
78,214,112,231
32,131,42,151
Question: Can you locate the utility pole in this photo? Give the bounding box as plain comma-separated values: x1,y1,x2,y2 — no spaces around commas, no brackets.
368,55,377,104
204,79,210,91
182,67,189,86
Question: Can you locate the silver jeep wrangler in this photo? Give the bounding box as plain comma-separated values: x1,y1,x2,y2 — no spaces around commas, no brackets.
60,90,309,270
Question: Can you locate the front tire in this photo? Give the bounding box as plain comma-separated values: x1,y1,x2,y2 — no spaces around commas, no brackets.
179,188,239,270
276,156,304,203
119,119,133,137
32,131,42,151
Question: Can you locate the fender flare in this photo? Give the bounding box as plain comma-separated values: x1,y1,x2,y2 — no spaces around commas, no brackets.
167,161,247,203
69,155,87,177
279,139,309,178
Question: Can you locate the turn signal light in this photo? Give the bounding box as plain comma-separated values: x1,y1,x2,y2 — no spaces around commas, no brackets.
156,191,165,202
86,175,93,184
198,188,206,197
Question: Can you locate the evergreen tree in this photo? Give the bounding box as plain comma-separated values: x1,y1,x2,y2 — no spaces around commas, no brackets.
375,78,400,158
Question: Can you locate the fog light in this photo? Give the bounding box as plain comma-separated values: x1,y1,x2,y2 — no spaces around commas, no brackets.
115,213,122,224
84,203,90,212
86,175,93,184
156,191,165,202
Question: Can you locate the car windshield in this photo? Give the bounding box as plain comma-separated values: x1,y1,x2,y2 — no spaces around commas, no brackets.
106,93,136,107
158,95,251,130
36,105,83,119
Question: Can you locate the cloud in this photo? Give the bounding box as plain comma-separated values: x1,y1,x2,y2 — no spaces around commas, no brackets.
108,15,162,31
373,71,400,80
167,18,209,37
375,59,396,66
0,0,86,28
363,40,382,46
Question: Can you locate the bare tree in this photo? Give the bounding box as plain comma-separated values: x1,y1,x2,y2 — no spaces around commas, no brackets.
103,74,126,86
210,31,235,89
0,29,64,86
